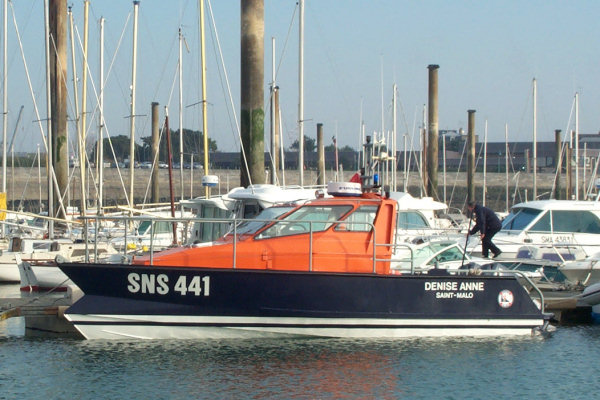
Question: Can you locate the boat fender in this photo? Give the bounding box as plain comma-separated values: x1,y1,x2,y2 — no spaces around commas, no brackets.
55,254,70,264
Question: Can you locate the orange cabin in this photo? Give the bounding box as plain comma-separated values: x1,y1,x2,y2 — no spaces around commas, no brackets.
133,193,397,275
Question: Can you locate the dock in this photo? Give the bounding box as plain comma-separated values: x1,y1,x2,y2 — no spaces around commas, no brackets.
539,289,593,324
0,288,82,337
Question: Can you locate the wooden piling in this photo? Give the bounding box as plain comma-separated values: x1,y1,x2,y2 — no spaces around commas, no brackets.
467,110,476,203
317,123,325,186
240,0,265,187
427,65,439,200
49,0,68,220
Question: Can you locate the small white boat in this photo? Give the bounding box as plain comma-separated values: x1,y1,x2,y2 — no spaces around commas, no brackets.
580,282,600,307
0,237,118,282
17,254,72,292
469,200,600,260
559,253,600,285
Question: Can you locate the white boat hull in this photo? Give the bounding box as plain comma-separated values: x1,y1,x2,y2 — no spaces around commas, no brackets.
65,314,545,340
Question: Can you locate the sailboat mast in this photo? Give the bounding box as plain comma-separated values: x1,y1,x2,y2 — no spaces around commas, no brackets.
2,0,7,213
483,120,487,206
442,134,446,204
199,0,209,199
392,84,397,192
575,92,579,200
44,0,53,237
129,0,140,209
79,0,89,216
98,16,104,214
178,27,184,201
298,0,304,187
38,144,42,213
505,123,509,212
532,78,537,200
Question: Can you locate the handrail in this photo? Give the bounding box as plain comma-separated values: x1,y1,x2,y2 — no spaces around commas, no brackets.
375,242,415,273
77,214,381,270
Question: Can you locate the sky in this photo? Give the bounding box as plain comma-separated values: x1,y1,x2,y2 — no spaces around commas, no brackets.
3,0,600,157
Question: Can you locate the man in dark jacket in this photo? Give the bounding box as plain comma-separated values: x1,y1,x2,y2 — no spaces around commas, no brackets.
467,201,503,258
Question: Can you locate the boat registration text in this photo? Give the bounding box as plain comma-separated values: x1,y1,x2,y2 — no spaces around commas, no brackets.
127,273,210,296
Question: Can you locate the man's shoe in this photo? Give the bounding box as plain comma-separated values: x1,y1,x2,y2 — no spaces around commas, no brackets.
493,251,502,259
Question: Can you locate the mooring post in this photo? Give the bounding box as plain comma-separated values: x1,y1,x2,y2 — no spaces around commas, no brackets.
240,0,265,187
467,110,476,204
427,65,439,200
317,123,325,186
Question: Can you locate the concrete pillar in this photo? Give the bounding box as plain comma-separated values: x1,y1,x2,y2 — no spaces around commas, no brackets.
427,65,439,199
240,0,265,187
50,0,68,220
525,148,530,173
317,123,325,186
151,102,160,203
467,110,476,204
554,129,562,199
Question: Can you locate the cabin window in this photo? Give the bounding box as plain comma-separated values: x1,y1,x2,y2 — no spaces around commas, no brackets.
243,202,262,219
396,211,428,230
335,205,378,232
502,208,541,231
257,205,352,239
529,212,551,232
194,205,231,242
137,220,175,236
552,210,600,234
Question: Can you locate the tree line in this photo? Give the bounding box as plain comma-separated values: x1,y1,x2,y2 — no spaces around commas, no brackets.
90,128,217,164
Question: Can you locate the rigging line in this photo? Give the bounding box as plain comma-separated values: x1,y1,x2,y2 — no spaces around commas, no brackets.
71,14,132,204
306,1,354,118
206,4,235,147
206,0,252,186
16,150,38,211
275,3,297,82
262,3,296,112
101,11,132,112
261,3,298,130
9,1,69,219
50,25,98,209
449,139,467,207
142,66,179,205
142,113,168,206
405,106,418,190
550,96,575,198
4,0,35,78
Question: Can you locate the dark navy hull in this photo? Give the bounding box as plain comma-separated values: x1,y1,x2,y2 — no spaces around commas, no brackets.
59,263,548,339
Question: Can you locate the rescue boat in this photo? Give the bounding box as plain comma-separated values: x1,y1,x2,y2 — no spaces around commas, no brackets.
58,180,551,339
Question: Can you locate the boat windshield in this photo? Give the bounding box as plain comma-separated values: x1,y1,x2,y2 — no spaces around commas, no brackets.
256,205,353,239
501,208,542,231
234,206,295,236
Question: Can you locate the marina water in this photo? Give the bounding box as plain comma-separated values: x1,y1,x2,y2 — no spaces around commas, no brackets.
1,284,599,399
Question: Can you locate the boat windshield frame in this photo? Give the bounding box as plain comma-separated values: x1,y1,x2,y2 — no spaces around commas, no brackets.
501,207,543,232
231,206,296,236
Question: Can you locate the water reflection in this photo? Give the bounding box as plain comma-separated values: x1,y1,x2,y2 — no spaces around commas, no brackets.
0,330,599,399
